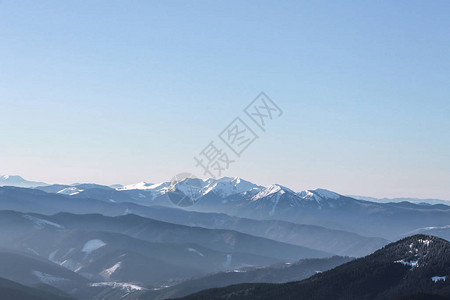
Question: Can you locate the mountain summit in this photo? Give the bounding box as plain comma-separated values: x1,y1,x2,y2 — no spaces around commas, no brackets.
0,175,48,188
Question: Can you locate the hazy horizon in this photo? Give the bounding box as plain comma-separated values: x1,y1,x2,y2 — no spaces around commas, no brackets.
1,173,449,202
1,1,449,199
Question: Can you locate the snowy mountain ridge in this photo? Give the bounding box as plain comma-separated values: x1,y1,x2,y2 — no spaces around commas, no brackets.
118,176,339,204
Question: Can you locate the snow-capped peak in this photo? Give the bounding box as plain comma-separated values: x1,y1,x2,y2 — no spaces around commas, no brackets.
298,188,341,203
167,177,209,201
203,177,262,198
0,175,24,181
118,182,155,191
0,175,48,188
114,177,347,207
117,177,262,201
251,184,294,201
313,189,341,200
298,190,315,199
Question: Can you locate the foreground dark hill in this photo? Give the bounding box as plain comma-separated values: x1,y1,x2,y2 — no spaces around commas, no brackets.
180,235,450,300
140,256,352,300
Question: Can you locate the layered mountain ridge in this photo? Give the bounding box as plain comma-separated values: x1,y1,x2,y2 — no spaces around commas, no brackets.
179,234,450,300
0,175,449,299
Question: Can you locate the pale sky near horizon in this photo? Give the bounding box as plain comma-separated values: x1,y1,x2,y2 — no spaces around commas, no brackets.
0,1,449,199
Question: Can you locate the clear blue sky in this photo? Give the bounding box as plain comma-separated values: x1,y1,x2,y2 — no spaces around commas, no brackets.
0,1,449,199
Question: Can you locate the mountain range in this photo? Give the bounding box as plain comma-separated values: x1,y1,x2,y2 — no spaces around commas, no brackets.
21,176,450,240
0,210,328,282
0,186,385,257
0,175,449,299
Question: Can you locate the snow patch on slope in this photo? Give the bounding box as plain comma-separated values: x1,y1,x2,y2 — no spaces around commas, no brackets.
32,271,68,285
100,262,121,279
90,281,144,292
432,276,447,283
57,187,83,195
23,215,64,229
119,182,155,191
223,254,232,268
82,239,106,254
187,248,204,257
48,250,58,262
395,259,419,270
418,239,431,246
252,184,292,201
